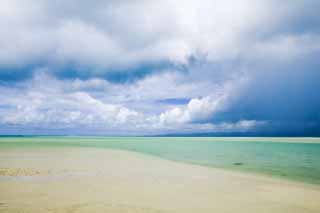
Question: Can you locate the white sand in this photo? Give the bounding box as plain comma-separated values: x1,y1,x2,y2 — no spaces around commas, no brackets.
0,147,320,213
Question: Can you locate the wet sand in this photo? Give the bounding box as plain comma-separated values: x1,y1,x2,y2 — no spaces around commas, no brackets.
0,147,320,213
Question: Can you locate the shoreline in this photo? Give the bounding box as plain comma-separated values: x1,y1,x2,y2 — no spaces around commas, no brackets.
1,136,320,144
1,147,320,212
0,142,320,188
1,147,319,188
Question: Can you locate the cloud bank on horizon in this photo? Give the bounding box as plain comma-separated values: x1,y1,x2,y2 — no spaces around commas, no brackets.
0,0,319,135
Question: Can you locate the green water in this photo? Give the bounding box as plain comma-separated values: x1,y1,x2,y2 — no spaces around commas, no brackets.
1,136,320,184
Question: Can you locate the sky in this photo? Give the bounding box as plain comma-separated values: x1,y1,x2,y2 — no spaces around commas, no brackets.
0,0,319,136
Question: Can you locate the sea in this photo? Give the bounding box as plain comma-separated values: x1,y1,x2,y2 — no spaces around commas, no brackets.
0,136,319,184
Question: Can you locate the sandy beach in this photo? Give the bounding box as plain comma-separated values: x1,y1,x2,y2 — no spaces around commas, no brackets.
0,147,320,213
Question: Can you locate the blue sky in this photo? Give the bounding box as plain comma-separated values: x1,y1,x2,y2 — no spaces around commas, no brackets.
0,0,319,135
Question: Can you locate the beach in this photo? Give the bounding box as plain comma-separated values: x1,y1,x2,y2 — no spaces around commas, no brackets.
1,146,320,213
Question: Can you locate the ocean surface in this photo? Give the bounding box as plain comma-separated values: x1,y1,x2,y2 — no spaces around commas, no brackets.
1,136,320,184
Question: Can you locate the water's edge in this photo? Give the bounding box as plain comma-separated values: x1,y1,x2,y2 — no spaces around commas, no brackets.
1,137,320,185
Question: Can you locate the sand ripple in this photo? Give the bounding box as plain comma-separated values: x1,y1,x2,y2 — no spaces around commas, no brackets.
0,168,49,176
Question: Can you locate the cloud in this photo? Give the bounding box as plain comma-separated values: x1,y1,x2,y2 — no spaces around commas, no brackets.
0,73,141,128
0,72,262,134
0,0,319,135
1,0,319,80
247,33,320,61
160,96,227,125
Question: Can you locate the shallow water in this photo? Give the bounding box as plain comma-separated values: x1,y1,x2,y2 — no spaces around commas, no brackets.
1,136,320,184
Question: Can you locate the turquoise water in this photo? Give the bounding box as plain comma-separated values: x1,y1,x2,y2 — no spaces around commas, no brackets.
1,137,320,184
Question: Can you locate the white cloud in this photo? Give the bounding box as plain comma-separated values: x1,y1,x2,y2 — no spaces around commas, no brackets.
1,90,141,127
0,0,317,135
248,33,320,61
219,120,267,131
0,72,261,134
160,96,227,125
1,0,318,71
157,74,248,126
0,73,141,129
